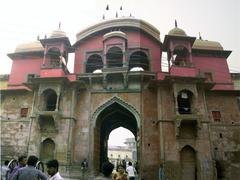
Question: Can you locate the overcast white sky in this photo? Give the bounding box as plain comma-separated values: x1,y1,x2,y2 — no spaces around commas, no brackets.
108,127,134,146
0,0,239,144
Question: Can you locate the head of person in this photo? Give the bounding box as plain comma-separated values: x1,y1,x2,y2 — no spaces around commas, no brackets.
46,159,59,176
27,155,38,166
117,164,125,174
4,160,9,166
18,155,27,167
128,161,132,166
101,161,114,177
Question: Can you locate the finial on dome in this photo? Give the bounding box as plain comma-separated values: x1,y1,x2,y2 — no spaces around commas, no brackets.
58,22,61,30
103,14,105,20
120,6,122,10
106,4,109,10
116,12,118,18
175,20,178,28
199,32,202,40
44,34,47,39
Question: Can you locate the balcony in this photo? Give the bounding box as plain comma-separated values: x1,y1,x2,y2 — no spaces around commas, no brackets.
38,115,58,134
170,65,199,77
40,60,69,78
174,112,202,137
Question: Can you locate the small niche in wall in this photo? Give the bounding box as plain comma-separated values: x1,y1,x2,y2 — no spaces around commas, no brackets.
20,108,28,117
148,143,150,147
219,133,223,138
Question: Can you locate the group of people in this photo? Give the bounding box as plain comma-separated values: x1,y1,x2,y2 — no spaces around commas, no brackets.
96,161,137,180
1,155,63,180
2,156,138,180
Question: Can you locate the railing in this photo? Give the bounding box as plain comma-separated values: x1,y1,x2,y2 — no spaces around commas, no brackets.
46,104,56,111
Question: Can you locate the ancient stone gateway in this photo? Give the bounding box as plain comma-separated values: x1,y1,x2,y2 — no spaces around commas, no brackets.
1,17,240,180
90,96,140,173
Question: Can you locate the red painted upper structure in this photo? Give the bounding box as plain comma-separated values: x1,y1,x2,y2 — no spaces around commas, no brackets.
3,17,234,91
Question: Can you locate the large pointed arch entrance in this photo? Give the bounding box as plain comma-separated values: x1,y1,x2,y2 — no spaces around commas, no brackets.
91,96,140,174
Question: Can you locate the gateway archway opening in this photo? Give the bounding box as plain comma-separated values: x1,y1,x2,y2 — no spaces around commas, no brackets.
93,102,139,173
108,127,136,169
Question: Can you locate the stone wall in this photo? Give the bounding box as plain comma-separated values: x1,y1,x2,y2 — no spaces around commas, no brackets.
1,92,33,160
207,92,240,179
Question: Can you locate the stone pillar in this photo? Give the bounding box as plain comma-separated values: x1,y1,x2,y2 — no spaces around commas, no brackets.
157,87,164,161
55,87,61,111
66,87,76,165
170,50,174,65
189,51,193,63
103,44,107,68
42,48,47,66
173,86,179,115
37,92,42,111
122,42,127,67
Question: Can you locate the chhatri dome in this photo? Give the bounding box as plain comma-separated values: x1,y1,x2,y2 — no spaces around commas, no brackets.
14,23,68,53
15,40,44,53
50,23,67,38
168,20,187,36
193,35,223,51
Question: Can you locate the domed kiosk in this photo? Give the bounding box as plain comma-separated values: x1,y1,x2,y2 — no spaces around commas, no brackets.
15,40,44,53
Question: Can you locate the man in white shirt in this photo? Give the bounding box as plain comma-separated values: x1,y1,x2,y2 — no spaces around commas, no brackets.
126,162,136,180
46,159,64,180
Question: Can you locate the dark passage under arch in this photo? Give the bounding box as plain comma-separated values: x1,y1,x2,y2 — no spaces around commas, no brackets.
94,102,138,172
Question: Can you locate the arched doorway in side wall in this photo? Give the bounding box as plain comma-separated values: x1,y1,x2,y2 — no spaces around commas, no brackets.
180,146,197,180
92,99,139,173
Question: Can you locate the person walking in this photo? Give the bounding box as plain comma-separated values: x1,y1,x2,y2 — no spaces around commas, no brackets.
46,159,63,180
126,162,137,180
8,155,27,179
11,155,47,180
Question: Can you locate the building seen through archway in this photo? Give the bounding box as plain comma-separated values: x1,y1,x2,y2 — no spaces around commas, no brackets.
107,128,137,169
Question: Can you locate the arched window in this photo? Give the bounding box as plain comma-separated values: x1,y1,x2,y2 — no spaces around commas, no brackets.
129,51,149,71
41,89,57,111
172,46,189,66
177,90,193,114
47,48,61,67
86,54,103,73
106,47,123,68
40,138,55,161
